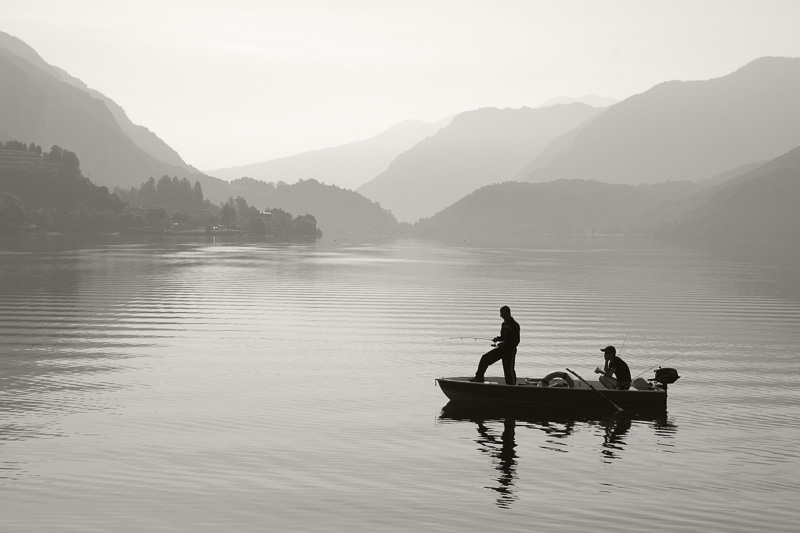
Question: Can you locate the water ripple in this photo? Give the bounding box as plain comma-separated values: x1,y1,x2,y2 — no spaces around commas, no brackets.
0,237,798,531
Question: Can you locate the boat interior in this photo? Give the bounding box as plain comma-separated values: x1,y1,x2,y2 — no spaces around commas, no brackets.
448,374,658,391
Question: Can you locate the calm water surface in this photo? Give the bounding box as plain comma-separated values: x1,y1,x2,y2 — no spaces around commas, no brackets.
1,235,798,532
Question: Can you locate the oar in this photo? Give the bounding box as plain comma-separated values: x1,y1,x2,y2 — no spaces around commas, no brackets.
566,367,626,414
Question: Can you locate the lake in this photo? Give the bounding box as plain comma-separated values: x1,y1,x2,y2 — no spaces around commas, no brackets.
1,234,798,532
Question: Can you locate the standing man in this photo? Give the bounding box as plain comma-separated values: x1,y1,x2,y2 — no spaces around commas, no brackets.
470,306,520,385
595,346,632,390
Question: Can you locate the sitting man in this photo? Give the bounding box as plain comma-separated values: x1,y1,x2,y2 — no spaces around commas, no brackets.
595,345,631,390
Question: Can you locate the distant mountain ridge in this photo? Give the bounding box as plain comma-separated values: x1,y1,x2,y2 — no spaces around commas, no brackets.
659,144,800,239
3,31,796,240
538,95,618,108
206,117,452,191
415,179,700,236
357,103,605,222
226,177,398,235
511,112,605,181
0,31,231,202
0,31,193,172
416,144,800,240
524,57,800,185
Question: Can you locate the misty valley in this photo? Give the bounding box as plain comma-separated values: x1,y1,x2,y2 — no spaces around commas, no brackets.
1,31,799,242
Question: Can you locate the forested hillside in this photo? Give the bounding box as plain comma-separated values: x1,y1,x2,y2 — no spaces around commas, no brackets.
656,145,800,239
0,141,319,237
0,34,227,198
228,178,399,235
0,142,123,232
416,147,800,241
116,176,320,237
415,179,701,237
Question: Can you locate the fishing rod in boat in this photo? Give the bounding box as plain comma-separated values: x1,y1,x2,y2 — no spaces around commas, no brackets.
572,326,631,358
618,326,631,357
632,351,684,380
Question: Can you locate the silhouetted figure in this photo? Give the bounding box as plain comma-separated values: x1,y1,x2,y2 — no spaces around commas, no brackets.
600,416,632,462
470,306,520,385
595,345,631,390
476,418,518,509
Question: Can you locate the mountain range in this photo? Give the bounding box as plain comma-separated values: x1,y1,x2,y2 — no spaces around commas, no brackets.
415,179,700,236
538,95,618,108
1,29,798,240
357,103,605,222
0,31,449,227
657,144,800,239
522,57,800,186
0,32,225,194
206,117,451,191
0,31,409,220
416,142,800,240
226,178,398,235
0,33,192,173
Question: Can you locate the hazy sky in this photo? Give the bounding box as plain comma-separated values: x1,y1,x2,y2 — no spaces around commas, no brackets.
4,0,800,170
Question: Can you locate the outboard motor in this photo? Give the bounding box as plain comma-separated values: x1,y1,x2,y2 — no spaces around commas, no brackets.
653,367,680,388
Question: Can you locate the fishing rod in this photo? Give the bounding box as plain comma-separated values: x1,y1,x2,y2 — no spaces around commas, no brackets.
633,351,683,380
618,326,631,357
438,336,495,342
572,327,631,359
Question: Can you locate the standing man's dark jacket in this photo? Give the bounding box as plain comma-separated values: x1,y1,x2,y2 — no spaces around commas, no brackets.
497,316,520,348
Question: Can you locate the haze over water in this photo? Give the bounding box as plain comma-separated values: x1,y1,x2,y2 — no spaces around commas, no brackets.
1,236,798,531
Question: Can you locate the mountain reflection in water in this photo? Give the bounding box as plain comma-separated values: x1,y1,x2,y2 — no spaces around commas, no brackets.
438,402,677,509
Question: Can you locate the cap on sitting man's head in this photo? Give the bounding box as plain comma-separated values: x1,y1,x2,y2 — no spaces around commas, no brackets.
601,345,616,355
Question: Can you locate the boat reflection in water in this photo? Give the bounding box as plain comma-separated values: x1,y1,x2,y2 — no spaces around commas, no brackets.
437,402,678,509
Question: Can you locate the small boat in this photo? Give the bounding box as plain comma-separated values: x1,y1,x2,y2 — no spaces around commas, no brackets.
436,368,680,414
